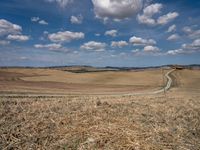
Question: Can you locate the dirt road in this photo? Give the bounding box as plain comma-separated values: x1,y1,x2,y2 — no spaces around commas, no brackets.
123,69,175,96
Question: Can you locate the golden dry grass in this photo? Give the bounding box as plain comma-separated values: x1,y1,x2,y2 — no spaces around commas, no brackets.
0,93,200,149
0,68,164,94
1,68,164,86
0,68,200,149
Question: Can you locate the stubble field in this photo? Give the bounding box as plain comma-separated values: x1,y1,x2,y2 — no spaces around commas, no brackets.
0,68,200,149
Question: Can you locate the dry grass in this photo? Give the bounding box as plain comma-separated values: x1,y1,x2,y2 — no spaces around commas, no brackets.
0,94,200,149
0,68,164,94
0,68,200,149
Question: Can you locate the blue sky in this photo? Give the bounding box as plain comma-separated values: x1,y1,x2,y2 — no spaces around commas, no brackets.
0,0,200,67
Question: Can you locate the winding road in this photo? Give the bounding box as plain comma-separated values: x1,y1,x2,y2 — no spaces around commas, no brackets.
124,69,176,96
152,69,175,94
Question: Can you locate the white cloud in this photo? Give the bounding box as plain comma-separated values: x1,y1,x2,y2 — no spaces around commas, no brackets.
34,43,70,52
143,45,159,52
167,34,180,41
137,3,179,26
48,31,84,42
92,0,143,21
189,30,200,39
0,19,22,36
111,41,128,48
70,15,83,24
105,30,117,37
167,24,176,33
0,19,30,43
183,26,200,39
45,0,73,7
80,41,107,51
31,17,40,22
34,43,62,50
182,26,192,34
182,39,200,50
129,36,156,46
39,20,48,25
95,33,101,36
43,31,49,35
157,12,179,25
167,49,186,55
142,3,162,16
167,39,200,55
163,37,200,56
137,15,155,26
131,49,140,53
191,39,200,47
137,3,162,26
0,40,10,45
31,17,48,25
7,34,29,41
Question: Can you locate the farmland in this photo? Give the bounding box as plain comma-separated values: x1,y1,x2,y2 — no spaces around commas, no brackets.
0,67,200,149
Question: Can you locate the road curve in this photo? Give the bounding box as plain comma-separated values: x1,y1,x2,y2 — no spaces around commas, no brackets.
123,69,176,96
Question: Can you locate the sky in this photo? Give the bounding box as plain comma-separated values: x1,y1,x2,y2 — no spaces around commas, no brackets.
0,0,200,67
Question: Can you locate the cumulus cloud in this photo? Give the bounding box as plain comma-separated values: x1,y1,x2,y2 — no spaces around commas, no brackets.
70,15,83,24
142,3,162,16
167,49,186,55
34,43,70,52
45,0,73,7
189,30,200,39
34,43,62,50
31,17,48,25
129,36,156,46
39,20,48,25
167,39,200,55
80,41,107,51
137,3,162,26
48,31,84,42
137,3,179,26
191,39,200,47
167,34,180,41
182,26,200,39
111,41,128,48
31,17,40,22
7,34,29,42
105,30,117,37
0,19,30,43
157,12,179,25
0,19,22,36
0,40,10,45
143,45,159,52
167,24,176,33
182,39,200,50
182,26,192,34
92,0,143,21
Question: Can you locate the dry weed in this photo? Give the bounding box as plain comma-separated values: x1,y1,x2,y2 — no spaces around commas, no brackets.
0,95,200,149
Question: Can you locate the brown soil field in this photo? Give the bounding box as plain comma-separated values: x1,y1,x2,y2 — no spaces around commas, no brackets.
0,68,200,149
0,68,165,94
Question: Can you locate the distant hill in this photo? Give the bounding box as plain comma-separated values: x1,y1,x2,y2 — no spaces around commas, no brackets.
0,64,200,72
